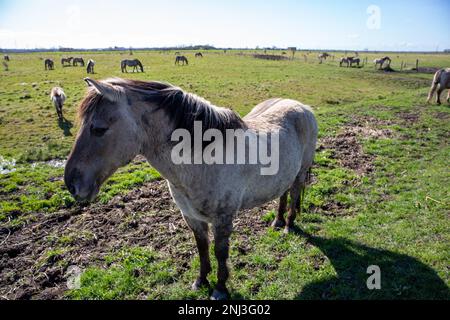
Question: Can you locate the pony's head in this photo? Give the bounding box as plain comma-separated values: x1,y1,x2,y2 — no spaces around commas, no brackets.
64,78,145,202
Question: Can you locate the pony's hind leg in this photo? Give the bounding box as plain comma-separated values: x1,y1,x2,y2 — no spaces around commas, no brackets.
184,215,212,290
271,190,288,228
285,175,301,234
436,87,443,105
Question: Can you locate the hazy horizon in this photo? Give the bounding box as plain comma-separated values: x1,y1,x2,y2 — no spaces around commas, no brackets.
1,0,449,52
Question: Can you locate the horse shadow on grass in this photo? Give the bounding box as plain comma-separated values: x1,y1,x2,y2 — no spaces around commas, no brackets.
58,117,73,136
293,227,449,299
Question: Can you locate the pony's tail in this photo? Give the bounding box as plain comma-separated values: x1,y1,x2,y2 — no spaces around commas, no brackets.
427,69,442,103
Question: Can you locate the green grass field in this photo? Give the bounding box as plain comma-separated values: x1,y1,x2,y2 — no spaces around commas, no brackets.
0,50,449,299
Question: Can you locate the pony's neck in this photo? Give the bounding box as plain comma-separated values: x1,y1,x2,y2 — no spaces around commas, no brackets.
136,90,244,185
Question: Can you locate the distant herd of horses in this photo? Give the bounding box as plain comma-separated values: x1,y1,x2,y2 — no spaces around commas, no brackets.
40,52,203,75
317,52,391,69
3,51,449,124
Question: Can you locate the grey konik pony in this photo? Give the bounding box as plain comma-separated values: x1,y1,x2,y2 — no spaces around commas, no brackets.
44,58,54,70
175,55,189,65
50,87,66,119
64,78,318,300
121,59,144,73
4,55,10,61
427,68,450,105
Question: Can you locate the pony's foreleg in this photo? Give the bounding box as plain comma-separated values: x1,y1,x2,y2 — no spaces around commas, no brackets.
211,217,233,300
271,191,288,228
184,215,211,290
447,89,450,103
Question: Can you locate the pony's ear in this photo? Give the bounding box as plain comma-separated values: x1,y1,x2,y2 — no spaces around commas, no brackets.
84,78,121,102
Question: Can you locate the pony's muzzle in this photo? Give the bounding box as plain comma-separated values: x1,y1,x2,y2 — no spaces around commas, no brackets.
65,167,96,202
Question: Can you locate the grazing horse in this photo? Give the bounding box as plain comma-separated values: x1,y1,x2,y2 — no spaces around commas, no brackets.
44,59,54,70
374,56,391,69
175,55,189,65
4,55,10,61
318,52,330,64
50,87,66,119
427,68,450,105
121,59,144,73
73,57,85,67
339,57,350,67
61,57,73,66
65,77,318,300
195,52,203,58
86,59,95,74
349,57,360,67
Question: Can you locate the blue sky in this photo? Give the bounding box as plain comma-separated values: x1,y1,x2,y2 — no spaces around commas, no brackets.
0,0,449,51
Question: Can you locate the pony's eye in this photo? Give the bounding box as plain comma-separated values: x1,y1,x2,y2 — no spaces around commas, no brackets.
90,125,109,137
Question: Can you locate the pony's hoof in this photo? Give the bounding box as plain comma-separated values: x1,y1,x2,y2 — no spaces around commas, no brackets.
271,218,286,229
210,289,229,300
283,226,294,234
192,278,210,291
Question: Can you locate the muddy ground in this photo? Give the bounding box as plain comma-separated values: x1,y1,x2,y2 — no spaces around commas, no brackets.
0,179,277,300
0,115,395,300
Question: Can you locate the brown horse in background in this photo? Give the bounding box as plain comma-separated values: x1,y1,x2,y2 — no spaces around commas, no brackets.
73,57,85,67
61,57,73,66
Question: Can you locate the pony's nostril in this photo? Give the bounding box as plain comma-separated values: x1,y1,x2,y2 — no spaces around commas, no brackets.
66,168,82,196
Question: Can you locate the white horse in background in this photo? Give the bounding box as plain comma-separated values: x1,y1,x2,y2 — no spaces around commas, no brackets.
374,56,391,69
427,68,450,105
50,87,66,119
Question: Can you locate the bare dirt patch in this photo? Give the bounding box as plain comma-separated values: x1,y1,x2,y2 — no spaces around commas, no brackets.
0,179,274,300
396,111,420,124
321,130,374,175
253,54,289,61
319,115,394,175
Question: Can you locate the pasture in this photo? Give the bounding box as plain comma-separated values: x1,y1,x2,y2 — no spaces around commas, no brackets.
0,50,449,299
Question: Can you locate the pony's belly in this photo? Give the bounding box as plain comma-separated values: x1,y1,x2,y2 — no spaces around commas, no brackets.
239,176,295,210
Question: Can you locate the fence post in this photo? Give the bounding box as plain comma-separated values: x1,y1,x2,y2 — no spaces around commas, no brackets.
416,59,419,72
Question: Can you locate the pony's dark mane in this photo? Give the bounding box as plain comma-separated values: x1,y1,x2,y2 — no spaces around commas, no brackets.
78,78,245,133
